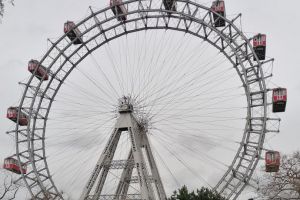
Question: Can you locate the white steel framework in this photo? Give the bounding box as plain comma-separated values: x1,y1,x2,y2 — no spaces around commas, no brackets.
5,0,282,199
79,97,166,200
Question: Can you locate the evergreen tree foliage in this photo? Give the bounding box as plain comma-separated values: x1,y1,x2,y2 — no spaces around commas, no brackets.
169,186,226,200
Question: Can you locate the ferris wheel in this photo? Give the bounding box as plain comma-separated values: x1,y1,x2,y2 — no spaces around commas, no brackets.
3,0,287,199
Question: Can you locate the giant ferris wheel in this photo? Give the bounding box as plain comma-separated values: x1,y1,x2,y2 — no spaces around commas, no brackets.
4,0,287,199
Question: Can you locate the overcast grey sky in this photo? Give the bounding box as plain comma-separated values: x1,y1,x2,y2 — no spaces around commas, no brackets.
0,0,299,199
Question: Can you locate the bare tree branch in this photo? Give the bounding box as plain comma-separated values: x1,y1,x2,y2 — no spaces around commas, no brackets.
0,0,14,19
256,151,300,199
0,169,21,200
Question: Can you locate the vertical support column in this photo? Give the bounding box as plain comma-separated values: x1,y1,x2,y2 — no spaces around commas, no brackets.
115,150,134,199
92,130,122,200
143,134,167,200
79,128,121,200
129,126,155,200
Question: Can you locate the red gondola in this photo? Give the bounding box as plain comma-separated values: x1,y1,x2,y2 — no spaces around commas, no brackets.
64,21,83,45
110,0,128,21
253,34,266,60
163,0,177,12
3,157,27,174
211,0,226,27
272,88,287,113
6,107,28,126
265,151,280,172
28,60,49,81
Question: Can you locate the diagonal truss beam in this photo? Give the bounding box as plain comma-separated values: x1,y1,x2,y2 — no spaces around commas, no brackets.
79,101,166,200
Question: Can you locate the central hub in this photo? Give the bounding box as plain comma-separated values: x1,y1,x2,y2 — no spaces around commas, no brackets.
118,96,133,113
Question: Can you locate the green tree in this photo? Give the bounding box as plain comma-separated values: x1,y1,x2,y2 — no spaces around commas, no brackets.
169,185,226,200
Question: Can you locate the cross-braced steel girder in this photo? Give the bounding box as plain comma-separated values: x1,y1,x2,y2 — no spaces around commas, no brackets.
79,98,166,200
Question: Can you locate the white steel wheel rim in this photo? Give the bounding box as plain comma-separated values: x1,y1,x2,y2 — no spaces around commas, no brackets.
11,1,271,199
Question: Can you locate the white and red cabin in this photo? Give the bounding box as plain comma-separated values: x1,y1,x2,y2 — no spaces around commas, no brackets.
272,88,287,113
163,0,177,12
253,34,266,47
211,0,226,27
7,107,28,126
110,0,128,21
3,157,27,174
265,151,280,173
28,60,49,81
64,21,83,45
253,34,266,60
211,0,225,12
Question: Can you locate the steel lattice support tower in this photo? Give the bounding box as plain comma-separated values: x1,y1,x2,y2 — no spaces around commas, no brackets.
79,97,166,200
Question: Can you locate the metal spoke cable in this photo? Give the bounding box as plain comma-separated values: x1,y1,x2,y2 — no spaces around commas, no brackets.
151,133,213,189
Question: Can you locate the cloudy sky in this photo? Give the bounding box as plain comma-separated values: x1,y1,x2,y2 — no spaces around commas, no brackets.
0,0,299,199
